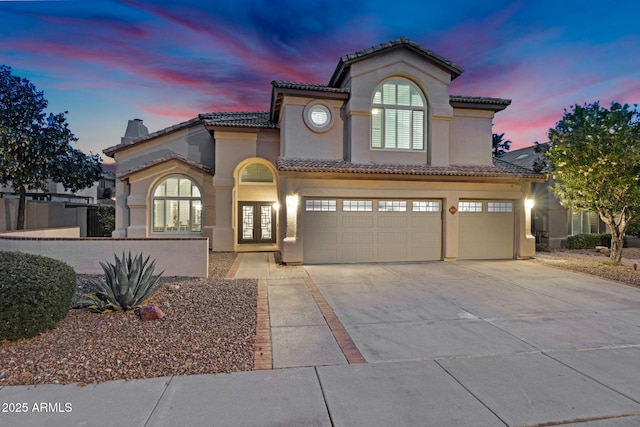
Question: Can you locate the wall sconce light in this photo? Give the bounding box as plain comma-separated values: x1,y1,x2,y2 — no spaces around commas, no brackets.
286,194,299,210
525,198,535,209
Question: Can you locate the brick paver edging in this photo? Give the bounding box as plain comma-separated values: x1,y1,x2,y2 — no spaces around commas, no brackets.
225,253,244,280
303,276,366,364
253,278,272,370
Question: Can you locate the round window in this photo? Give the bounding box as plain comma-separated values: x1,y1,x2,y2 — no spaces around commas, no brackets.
303,101,334,132
310,105,329,126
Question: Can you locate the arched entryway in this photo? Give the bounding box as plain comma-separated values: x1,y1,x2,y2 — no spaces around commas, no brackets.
233,159,279,251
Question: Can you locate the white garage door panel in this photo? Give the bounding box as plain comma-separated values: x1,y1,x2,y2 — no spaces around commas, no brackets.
458,201,514,260
304,199,442,264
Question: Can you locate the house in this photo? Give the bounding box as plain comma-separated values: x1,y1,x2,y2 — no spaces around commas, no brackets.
0,172,116,235
103,37,545,264
500,145,605,249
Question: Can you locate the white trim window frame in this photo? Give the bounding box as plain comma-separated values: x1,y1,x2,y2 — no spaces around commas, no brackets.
488,202,513,213
343,200,373,212
153,176,202,233
371,78,426,151
458,201,483,213
378,200,407,212
412,200,440,212
305,200,337,212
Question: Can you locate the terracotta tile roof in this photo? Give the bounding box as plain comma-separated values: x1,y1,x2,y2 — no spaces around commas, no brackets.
270,81,350,121
118,154,213,179
104,113,278,157
450,95,512,111
104,117,202,157
271,80,351,94
199,111,278,128
329,37,464,87
499,144,550,172
492,157,547,177
277,157,545,180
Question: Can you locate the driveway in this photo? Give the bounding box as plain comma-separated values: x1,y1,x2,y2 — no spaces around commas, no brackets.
298,260,640,426
305,260,640,362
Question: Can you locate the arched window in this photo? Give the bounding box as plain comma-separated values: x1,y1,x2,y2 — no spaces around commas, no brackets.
371,79,426,150
240,163,274,183
153,176,202,232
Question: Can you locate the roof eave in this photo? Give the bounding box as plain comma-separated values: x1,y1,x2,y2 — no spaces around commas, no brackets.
450,97,512,112
270,82,350,122
277,169,545,183
103,117,202,158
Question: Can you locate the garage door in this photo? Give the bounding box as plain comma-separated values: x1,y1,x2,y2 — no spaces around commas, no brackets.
458,200,514,259
303,199,442,263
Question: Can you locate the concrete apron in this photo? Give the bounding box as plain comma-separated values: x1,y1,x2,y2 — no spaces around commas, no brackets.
229,252,364,369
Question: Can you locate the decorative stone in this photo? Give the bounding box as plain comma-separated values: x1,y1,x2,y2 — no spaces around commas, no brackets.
136,304,165,321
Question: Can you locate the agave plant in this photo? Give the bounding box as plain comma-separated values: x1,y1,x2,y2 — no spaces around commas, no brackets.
77,251,164,313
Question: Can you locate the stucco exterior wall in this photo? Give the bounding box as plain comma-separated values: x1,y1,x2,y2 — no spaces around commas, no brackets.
449,109,495,165
342,49,454,166
213,131,268,251
113,125,214,175
117,160,215,246
279,97,344,160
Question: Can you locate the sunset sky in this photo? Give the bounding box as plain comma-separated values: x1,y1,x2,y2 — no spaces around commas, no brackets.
1,0,639,165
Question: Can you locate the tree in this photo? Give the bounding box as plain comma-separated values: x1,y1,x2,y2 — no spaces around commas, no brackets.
492,132,512,157
0,65,102,229
546,101,640,264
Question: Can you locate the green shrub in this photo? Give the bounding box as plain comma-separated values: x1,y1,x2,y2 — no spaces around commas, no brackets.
567,233,628,249
98,206,115,237
628,221,640,237
0,251,76,341
75,251,164,313
599,233,628,248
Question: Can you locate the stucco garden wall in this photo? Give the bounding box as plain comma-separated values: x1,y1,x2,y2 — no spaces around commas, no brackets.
0,234,209,277
0,199,88,235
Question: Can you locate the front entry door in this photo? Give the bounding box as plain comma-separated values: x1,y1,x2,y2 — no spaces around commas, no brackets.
238,202,276,244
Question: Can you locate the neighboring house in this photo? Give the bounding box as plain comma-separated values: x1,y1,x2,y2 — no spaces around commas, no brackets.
500,145,605,249
0,172,115,205
0,173,115,235
104,38,545,264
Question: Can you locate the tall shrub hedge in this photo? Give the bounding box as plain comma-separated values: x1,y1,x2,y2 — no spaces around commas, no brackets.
0,251,76,341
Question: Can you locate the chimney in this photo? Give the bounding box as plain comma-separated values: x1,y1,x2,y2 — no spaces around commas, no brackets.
121,118,149,144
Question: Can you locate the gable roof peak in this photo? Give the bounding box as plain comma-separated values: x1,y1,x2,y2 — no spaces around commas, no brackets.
329,37,464,87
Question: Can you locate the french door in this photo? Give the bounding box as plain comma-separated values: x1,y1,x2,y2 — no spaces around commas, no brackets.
238,202,276,244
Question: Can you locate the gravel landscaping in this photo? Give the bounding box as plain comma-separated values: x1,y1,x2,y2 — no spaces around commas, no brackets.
531,247,640,288
0,252,257,386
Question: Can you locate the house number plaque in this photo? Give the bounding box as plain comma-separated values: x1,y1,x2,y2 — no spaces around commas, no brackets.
449,205,458,215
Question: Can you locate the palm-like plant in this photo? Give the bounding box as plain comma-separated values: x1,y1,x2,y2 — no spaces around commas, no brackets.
492,132,512,158
76,252,164,313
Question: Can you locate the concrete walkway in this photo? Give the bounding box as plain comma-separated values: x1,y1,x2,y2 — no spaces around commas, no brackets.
3,255,640,426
